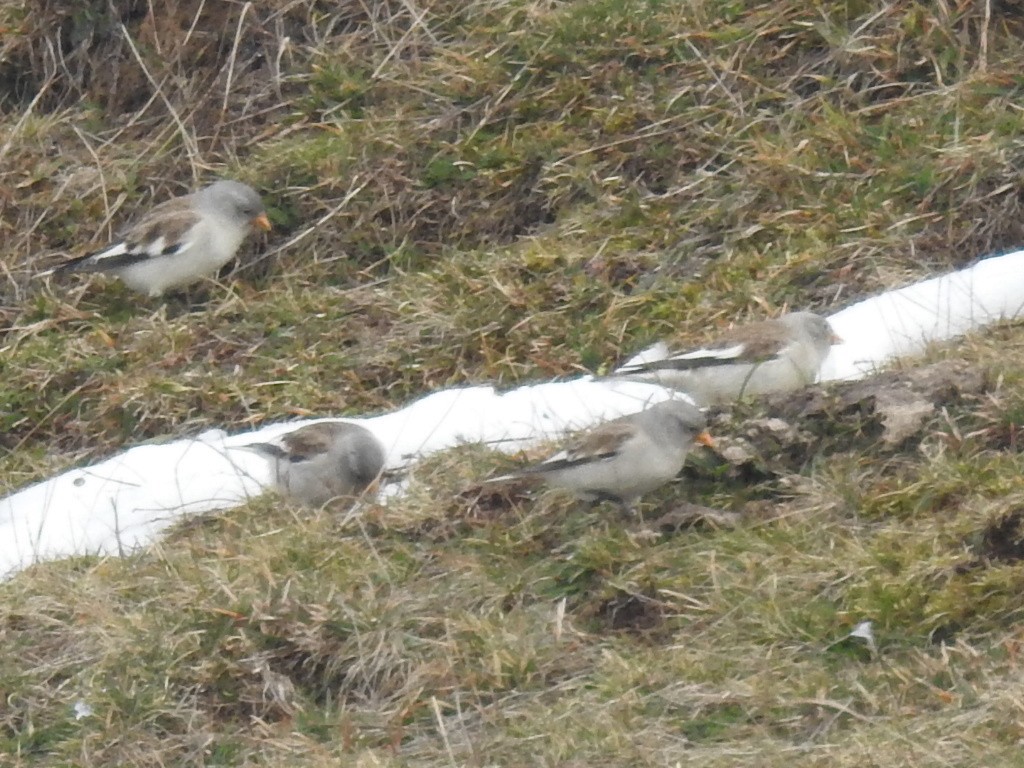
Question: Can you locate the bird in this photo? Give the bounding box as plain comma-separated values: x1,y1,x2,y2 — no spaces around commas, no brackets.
43,179,271,297
490,399,714,513
244,422,386,507
611,311,842,406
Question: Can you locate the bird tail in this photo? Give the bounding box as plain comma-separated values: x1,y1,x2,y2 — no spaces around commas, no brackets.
35,258,91,279
233,442,287,459
45,241,138,277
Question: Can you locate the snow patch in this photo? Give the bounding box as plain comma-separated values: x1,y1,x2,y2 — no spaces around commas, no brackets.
5,249,1024,578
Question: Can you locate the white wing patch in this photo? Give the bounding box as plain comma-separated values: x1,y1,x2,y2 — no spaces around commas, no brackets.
144,236,169,257
134,232,194,259
618,341,670,370
86,241,130,263
617,342,748,373
538,449,571,466
667,342,747,362
81,232,194,268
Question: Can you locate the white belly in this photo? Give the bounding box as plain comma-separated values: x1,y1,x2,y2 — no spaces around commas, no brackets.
114,216,247,296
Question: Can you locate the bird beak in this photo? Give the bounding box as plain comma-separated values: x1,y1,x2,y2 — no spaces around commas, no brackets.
695,430,715,448
830,332,844,344
253,213,272,231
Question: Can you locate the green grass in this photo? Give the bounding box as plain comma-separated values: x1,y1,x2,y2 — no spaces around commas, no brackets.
6,0,1024,765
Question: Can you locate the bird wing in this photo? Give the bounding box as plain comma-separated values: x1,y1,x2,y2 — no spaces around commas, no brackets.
281,425,336,462
55,197,203,274
523,422,637,474
616,342,750,373
618,340,671,370
616,319,793,374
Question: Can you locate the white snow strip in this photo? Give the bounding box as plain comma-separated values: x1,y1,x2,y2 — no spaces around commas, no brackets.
0,380,683,577
820,249,1024,381
5,248,1024,578
0,431,269,578
613,250,1024,382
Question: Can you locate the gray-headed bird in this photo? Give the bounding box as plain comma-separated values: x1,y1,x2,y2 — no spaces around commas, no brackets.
44,179,271,296
246,422,386,507
491,399,713,513
613,311,841,405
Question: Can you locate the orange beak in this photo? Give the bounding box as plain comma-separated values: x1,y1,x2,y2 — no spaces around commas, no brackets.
830,332,844,345
695,430,715,448
253,213,272,231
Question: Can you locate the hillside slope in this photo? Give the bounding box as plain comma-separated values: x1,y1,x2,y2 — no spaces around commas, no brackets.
5,1,1024,764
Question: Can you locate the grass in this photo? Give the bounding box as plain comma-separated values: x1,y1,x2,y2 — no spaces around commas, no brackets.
5,0,1024,764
